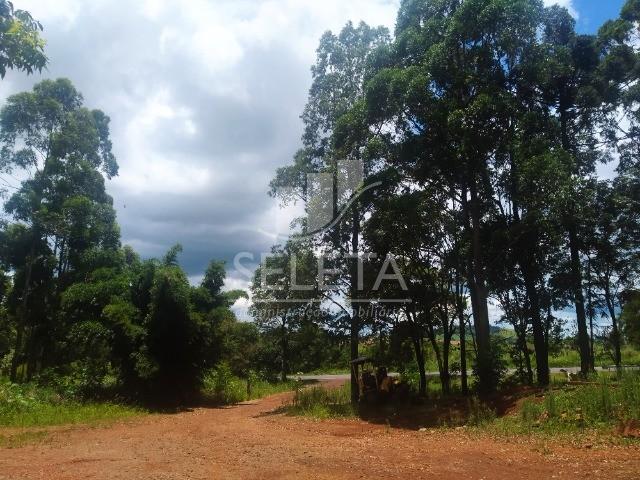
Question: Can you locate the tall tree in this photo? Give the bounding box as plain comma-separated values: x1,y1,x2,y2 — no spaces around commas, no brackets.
270,21,390,401
364,0,553,390
539,6,607,375
0,78,118,381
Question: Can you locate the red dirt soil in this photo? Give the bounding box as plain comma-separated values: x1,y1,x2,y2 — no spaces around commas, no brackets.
1,387,639,480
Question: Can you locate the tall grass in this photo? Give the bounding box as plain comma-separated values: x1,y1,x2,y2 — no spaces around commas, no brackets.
202,364,297,405
287,383,355,419
466,396,496,426
0,379,143,428
493,370,640,435
548,346,640,368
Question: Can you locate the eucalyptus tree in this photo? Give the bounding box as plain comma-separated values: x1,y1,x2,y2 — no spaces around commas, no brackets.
0,78,118,381
363,0,558,390
537,6,611,375
270,21,390,400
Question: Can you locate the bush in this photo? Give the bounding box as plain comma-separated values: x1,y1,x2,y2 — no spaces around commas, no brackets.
203,363,247,404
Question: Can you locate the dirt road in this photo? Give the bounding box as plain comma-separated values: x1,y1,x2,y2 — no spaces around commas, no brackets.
1,388,639,479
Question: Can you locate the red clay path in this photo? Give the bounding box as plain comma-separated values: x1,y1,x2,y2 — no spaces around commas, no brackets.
1,387,639,479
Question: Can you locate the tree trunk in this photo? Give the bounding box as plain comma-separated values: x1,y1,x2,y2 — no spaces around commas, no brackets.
280,317,288,382
523,338,533,386
569,224,592,375
516,324,534,385
510,144,548,386
411,325,427,397
427,333,447,395
521,260,549,386
441,337,451,395
559,93,591,376
454,224,469,395
25,326,38,382
10,248,35,383
605,285,622,370
458,307,468,395
350,206,360,404
586,258,596,367
467,180,492,392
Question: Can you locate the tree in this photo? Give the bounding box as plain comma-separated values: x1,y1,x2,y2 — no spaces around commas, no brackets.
270,21,390,401
60,247,138,392
250,242,319,381
590,0,640,366
0,1,47,78
365,184,462,395
364,0,554,391
581,181,635,369
539,5,610,376
141,261,202,396
0,78,118,382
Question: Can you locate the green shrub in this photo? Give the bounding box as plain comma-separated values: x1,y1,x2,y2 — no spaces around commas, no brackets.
203,363,247,404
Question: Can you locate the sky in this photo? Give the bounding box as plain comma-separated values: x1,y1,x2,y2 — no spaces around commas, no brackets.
572,0,627,34
0,0,629,298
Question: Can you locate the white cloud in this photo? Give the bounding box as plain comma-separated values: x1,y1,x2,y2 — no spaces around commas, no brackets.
4,0,613,314
543,0,578,18
7,0,594,290
18,0,85,29
115,90,211,195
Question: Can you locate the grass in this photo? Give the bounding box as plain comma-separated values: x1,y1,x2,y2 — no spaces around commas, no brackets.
299,342,640,376
286,383,355,419
0,380,145,428
282,369,640,443
545,346,640,369
485,370,640,437
202,365,298,405
248,378,298,400
301,367,350,375
0,402,144,428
